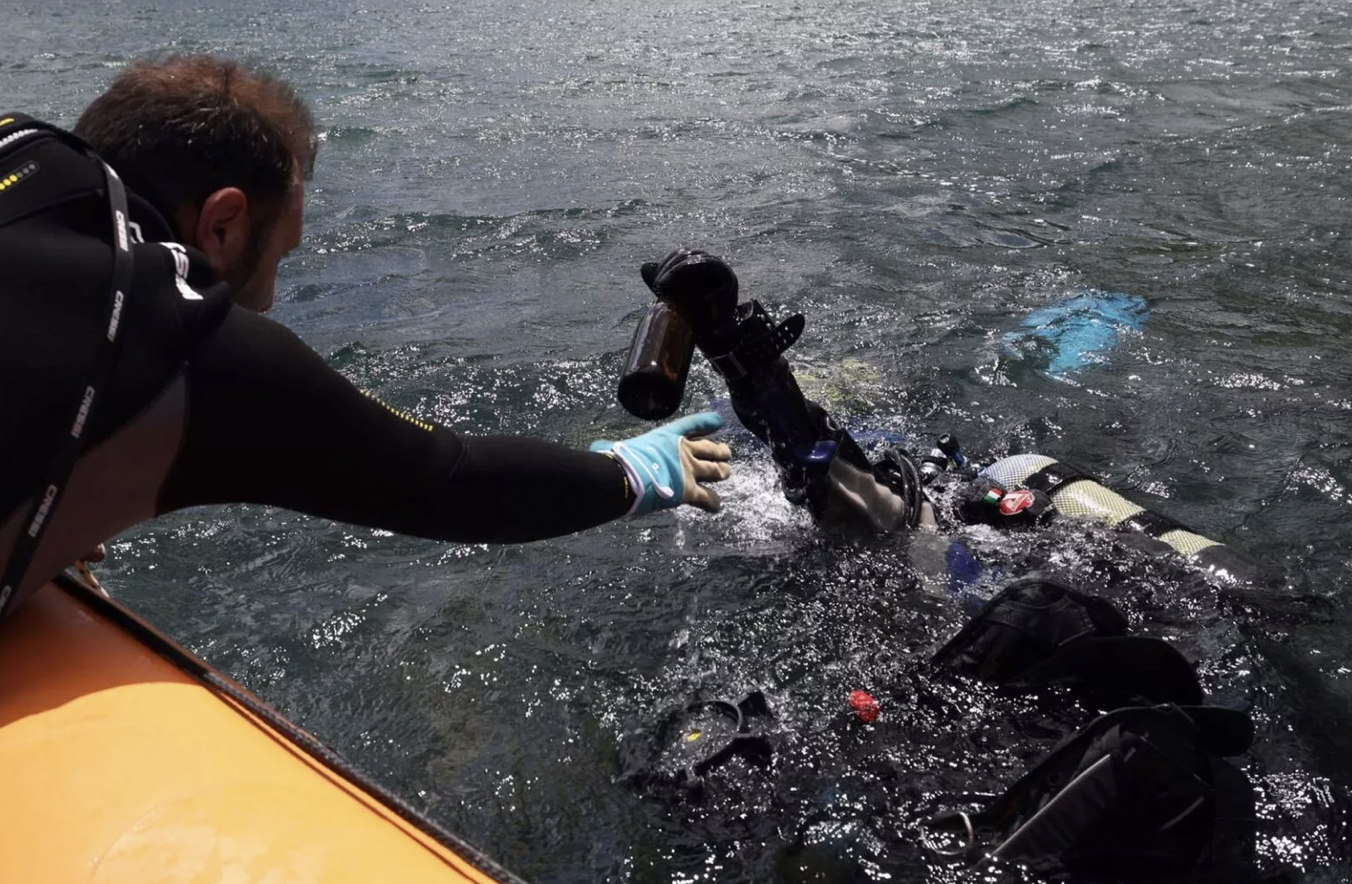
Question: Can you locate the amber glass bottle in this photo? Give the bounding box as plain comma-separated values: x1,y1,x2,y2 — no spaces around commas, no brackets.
617,301,696,420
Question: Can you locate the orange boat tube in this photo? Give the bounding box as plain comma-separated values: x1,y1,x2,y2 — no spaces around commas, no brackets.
0,574,523,884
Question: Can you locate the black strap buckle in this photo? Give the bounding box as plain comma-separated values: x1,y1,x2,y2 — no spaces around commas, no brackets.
707,302,805,381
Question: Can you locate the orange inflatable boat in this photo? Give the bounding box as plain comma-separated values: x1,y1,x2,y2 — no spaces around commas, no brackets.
0,573,523,884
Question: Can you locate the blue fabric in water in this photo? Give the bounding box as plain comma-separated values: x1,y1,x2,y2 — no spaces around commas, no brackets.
1003,290,1149,378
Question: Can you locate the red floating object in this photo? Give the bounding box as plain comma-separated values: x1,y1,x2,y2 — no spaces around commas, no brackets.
848,690,880,723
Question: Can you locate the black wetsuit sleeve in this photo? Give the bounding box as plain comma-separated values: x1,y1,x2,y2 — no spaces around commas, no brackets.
158,306,632,542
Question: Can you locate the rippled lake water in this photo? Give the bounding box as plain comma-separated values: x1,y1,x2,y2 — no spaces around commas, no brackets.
6,0,1352,880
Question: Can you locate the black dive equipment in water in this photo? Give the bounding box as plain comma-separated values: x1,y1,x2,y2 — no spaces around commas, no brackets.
920,433,973,482
924,704,1257,879
621,248,1276,567
927,574,1258,878
623,691,774,794
618,248,1267,878
931,575,1205,706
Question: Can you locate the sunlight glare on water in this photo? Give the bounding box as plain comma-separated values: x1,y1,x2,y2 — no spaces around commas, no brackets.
5,0,1352,879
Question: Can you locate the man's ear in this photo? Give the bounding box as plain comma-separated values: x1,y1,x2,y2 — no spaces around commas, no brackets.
189,187,251,277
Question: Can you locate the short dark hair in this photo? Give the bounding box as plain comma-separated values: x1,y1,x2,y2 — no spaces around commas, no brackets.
74,55,317,226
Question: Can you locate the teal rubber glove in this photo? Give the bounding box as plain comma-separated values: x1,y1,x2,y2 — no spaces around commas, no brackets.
590,411,732,516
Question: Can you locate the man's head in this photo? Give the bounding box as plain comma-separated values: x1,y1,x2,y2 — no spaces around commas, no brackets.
74,55,318,312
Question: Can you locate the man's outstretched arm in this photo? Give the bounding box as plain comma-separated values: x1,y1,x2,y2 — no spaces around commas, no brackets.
159,306,730,542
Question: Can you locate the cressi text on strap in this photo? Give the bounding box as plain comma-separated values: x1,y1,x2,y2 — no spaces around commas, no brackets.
0,118,134,617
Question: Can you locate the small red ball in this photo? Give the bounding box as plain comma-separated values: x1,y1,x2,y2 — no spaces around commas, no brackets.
848,690,880,723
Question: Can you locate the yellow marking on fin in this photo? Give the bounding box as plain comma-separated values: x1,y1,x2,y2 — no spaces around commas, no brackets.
685,731,702,742
0,118,13,127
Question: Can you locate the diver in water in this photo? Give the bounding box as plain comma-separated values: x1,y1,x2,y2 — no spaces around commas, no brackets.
624,248,1264,881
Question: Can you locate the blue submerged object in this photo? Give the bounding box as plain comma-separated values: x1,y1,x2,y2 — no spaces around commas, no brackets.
1003,290,1149,379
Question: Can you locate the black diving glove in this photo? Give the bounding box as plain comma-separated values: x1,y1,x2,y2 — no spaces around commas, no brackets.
640,249,740,343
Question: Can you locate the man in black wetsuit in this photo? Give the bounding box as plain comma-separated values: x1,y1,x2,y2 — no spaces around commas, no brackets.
0,55,732,618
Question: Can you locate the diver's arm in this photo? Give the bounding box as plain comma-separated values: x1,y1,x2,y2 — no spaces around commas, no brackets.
642,249,922,534
734,368,922,534
158,307,636,543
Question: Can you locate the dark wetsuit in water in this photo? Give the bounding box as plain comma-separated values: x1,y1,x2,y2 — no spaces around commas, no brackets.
0,116,631,615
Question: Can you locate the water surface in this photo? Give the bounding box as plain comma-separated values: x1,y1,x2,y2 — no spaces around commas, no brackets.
6,0,1352,880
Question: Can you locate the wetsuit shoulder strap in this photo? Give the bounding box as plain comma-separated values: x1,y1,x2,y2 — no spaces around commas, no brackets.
0,114,135,617
0,114,109,229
